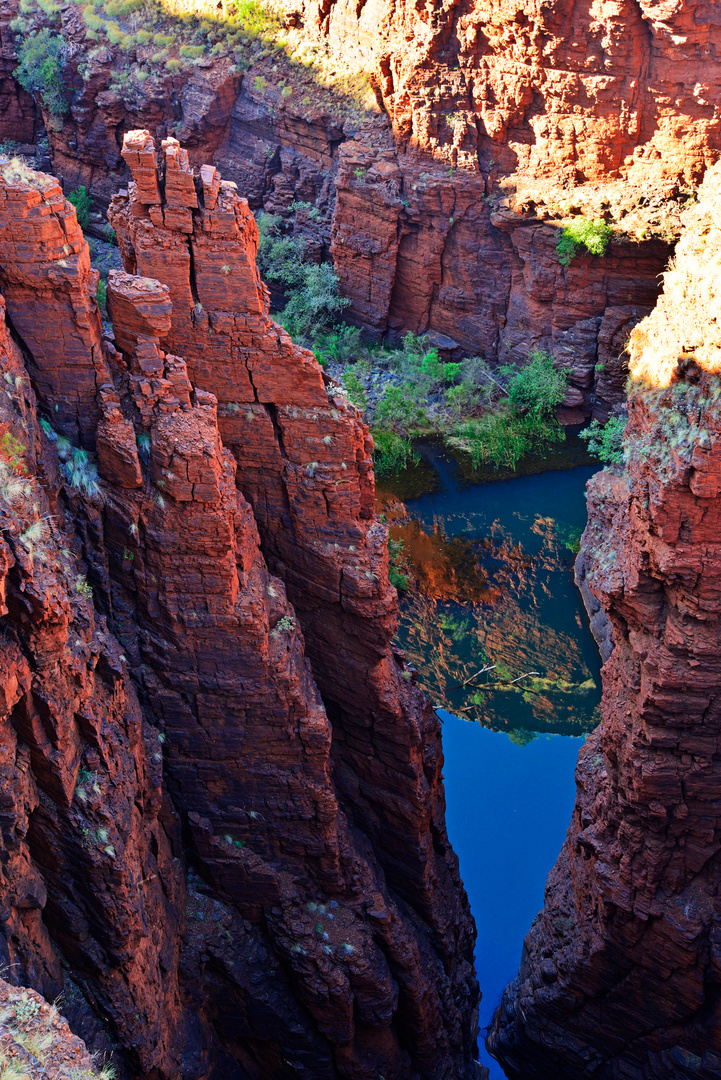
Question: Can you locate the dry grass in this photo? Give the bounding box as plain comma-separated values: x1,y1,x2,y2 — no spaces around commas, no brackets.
628,162,721,388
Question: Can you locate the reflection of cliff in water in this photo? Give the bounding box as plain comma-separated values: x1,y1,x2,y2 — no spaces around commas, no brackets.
379,454,602,739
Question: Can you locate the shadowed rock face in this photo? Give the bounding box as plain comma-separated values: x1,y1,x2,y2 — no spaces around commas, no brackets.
488,162,721,1080
0,146,481,1080
1,0,698,419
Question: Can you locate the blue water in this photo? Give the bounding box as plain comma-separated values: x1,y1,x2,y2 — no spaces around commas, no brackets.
385,445,600,1077
441,716,583,1078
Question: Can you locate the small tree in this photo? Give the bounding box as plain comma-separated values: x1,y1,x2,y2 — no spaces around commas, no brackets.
15,29,69,118
504,351,567,418
580,415,626,464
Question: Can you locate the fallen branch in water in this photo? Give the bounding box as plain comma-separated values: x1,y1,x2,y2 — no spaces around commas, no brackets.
461,664,497,687
472,671,541,690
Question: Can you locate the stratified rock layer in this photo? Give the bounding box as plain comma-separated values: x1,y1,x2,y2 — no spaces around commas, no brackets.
0,147,480,1079
2,0,697,418
298,0,721,184
488,162,721,1079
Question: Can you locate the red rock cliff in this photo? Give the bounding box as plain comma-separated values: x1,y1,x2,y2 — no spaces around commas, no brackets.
488,161,721,1079
4,0,707,417
0,148,481,1079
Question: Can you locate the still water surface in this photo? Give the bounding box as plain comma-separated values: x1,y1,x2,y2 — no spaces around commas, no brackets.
380,441,601,1078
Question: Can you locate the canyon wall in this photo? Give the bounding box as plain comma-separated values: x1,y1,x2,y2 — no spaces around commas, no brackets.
0,147,480,1078
488,161,721,1079
5,0,717,415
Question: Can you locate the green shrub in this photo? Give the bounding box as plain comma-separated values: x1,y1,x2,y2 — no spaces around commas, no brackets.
382,334,461,400
557,218,613,266
104,22,124,42
165,57,182,71
374,385,427,430
341,364,368,410
445,380,476,418
67,184,91,230
372,429,419,476
15,29,69,117
152,32,175,45
104,0,143,14
135,28,151,42
503,351,567,418
313,324,363,365
82,8,105,30
229,0,279,36
257,214,349,339
579,415,626,464
179,43,205,57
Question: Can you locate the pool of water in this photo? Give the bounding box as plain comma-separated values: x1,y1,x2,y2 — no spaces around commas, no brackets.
381,441,601,1077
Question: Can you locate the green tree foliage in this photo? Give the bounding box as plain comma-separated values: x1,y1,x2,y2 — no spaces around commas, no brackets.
580,415,626,464
256,213,349,340
556,218,613,266
67,185,92,230
15,29,69,117
503,350,568,418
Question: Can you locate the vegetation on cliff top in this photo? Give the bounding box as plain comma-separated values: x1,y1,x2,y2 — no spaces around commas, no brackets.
556,217,613,267
10,0,378,126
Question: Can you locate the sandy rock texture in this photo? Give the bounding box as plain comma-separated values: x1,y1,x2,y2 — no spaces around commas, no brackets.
0,144,481,1080
488,162,721,1079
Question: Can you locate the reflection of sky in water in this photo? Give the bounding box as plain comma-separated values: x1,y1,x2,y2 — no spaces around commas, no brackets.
384,445,601,1077
385,444,602,737
441,717,583,1080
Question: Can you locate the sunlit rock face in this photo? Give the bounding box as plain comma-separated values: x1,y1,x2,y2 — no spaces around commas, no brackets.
0,146,481,1080
488,162,721,1080
2,0,692,419
298,0,721,184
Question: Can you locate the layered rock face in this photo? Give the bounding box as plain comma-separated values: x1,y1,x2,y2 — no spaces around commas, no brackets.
108,134,473,931
297,0,721,185
488,162,721,1079
0,174,184,1074
0,148,480,1079
3,0,699,417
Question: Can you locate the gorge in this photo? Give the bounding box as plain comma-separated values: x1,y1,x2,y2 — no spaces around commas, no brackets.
0,0,719,1078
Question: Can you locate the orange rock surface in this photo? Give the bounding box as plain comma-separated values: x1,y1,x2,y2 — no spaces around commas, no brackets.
0,145,481,1079
3,0,709,417
489,162,721,1079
